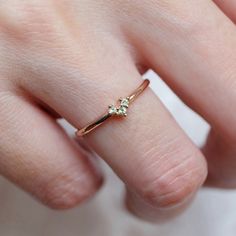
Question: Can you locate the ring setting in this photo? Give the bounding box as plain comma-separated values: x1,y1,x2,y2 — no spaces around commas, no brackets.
76,79,150,136
108,97,130,117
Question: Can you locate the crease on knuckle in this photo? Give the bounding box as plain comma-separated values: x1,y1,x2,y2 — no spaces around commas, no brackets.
138,149,205,208
36,169,92,210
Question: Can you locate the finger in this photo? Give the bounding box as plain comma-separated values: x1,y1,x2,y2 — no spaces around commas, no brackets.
125,187,194,222
18,23,207,221
213,0,236,22
0,88,102,209
202,129,236,188
128,0,236,140
124,1,236,186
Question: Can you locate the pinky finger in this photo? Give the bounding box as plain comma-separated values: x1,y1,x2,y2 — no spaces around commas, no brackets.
0,90,103,209
203,129,236,188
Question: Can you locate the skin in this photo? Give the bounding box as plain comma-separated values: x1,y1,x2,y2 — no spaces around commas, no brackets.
1,0,236,222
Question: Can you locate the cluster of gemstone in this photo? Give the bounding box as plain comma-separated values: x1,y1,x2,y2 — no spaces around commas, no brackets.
108,97,130,117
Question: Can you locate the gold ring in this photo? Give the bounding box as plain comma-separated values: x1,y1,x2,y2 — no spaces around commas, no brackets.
76,79,150,136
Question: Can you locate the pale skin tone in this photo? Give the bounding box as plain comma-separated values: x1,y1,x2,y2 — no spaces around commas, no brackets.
1,0,236,222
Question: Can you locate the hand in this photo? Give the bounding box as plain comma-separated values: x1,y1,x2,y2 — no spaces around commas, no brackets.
1,0,236,222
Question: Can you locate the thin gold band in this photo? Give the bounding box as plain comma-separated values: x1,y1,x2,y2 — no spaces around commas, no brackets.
76,79,150,137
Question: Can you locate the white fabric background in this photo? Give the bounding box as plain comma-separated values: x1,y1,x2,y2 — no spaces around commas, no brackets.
0,70,236,236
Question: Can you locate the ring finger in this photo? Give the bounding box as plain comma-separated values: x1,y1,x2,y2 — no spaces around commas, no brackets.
16,7,207,221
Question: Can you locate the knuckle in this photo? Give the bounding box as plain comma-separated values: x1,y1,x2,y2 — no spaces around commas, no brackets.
141,169,198,208
39,182,81,210
138,150,206,208
153,172,197,208
36,170,96,210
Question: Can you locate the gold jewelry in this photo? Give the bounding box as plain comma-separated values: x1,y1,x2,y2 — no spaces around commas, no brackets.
76,79,150,136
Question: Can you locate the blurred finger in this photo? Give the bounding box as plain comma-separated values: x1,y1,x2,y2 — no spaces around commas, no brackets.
123,0,236,191
126,0,236,143
203,129,236,188
0,89,102,209
213,0,236,22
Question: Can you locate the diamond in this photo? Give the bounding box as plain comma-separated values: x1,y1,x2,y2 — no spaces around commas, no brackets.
117,106,127,116
120,98,129,108
108,105,117,115
108,97,129,117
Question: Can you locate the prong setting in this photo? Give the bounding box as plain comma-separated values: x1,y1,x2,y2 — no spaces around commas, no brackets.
108,97,130,117
76,79,150,136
